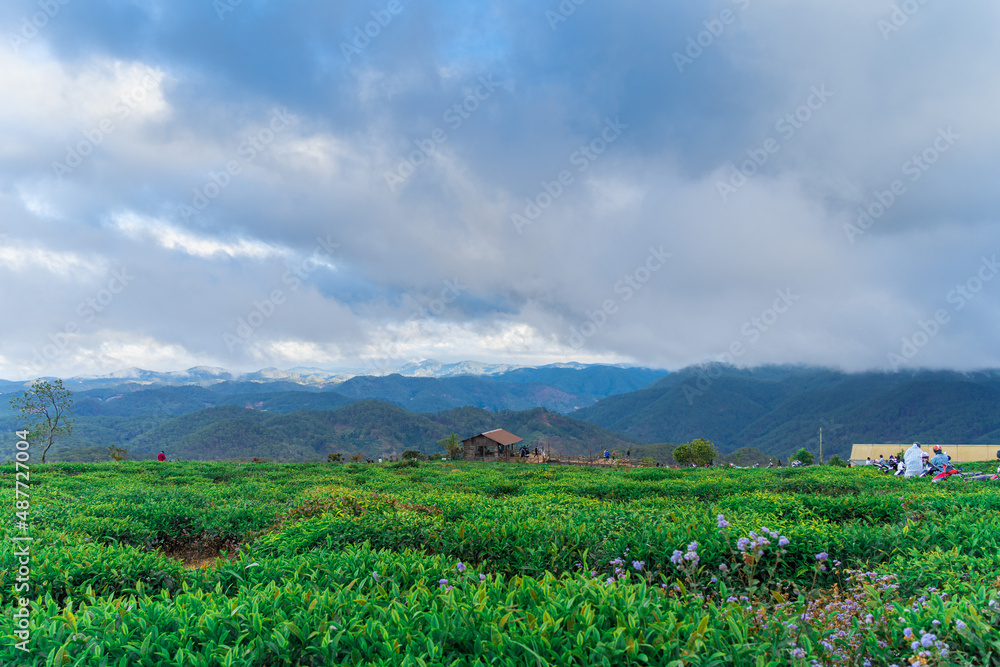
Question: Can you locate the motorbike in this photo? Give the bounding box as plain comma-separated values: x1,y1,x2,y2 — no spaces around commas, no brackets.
874,460,898,474
930,463,962,483
962,451,1000,482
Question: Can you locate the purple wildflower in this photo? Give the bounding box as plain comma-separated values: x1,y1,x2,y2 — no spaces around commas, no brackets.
956,620,967,630
439,578,449,588
631,560,644,571
815,552,829,561
479,573,486,583
456,562,466,573
778,536,790,547
687,541,698,552
717,514,730,528
670,550,683,565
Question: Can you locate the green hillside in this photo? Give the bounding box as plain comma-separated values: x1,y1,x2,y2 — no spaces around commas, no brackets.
53,400,642,462
574,365,1000,459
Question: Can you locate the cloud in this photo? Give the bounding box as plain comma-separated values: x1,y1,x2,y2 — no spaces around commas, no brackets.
2,0,1000,379
107,210,290,260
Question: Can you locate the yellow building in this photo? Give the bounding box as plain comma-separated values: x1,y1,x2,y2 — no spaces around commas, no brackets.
850,444,999,464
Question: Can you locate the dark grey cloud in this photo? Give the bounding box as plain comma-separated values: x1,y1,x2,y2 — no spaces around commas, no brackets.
2,0,999,379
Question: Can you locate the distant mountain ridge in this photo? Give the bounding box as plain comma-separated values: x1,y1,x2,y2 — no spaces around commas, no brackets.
0,360,659,392
572,364,1000,459
0,362,665,461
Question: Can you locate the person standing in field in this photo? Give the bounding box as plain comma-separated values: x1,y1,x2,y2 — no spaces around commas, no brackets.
157,451,166,462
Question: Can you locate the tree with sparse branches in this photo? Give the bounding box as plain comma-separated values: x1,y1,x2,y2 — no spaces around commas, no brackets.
9,379,74,464
107,445,129,462
438,432,462,459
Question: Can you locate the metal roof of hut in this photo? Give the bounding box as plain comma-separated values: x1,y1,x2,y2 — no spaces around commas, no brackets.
462,429,523,446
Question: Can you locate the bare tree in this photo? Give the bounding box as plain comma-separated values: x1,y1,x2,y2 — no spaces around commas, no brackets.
9,379,74,463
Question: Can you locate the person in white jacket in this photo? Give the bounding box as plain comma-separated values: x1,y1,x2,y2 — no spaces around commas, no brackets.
904,442,924,477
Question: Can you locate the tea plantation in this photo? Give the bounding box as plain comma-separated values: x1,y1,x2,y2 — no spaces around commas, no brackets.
2,461,999,665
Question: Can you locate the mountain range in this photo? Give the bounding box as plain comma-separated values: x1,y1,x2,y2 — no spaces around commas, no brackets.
573,364,1000,459
0,362,662,462
4,362,1000,463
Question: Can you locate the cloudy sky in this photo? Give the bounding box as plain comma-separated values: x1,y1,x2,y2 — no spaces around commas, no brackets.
1,0,999,380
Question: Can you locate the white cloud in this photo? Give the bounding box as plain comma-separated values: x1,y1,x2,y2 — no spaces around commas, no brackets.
107,211,290,260
0,240,105,278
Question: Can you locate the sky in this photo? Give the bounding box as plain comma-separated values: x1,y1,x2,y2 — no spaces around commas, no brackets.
1,0,999,380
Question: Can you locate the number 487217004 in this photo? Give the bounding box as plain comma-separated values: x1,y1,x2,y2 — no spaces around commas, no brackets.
14,429,31,526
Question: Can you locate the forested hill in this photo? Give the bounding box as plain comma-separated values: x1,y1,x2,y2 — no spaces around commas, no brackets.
572,365,1000,459
53,400,641,462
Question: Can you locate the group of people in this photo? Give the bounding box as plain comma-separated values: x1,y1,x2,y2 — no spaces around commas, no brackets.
519,446,545,458
869,442,954,477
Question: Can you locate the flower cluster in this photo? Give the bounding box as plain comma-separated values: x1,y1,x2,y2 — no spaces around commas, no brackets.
901,626,951,664
671,541,700,567
762,570,896,666
736,527,789,559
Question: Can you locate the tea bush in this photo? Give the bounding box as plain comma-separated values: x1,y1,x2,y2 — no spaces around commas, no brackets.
1,461,999,665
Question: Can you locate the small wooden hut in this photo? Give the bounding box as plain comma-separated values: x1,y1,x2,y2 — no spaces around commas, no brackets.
461,429,523,462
